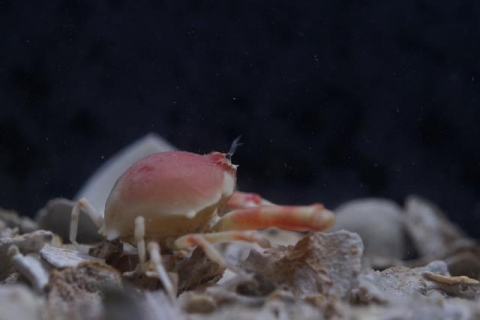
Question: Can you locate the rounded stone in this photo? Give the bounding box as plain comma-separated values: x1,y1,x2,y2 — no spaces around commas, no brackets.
330,198,406,260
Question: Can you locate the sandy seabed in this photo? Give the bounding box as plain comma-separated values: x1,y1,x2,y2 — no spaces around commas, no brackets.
0,195,479,320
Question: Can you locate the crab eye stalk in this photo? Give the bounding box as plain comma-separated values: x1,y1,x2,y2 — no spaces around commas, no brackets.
226,135,243,160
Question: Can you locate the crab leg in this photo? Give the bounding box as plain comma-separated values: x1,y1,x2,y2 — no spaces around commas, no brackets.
134,217,176,301
174,230,271,251
69,198,104,247
174,231,271,275
227,191,274,209
134,216,147,269
147,242,176,302
174,234,226,267
213,204,335,232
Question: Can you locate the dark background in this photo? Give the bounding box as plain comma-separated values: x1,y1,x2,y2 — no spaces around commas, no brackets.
1,1,479,236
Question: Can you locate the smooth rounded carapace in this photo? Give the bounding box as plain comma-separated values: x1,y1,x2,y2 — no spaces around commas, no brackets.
99,151,237,244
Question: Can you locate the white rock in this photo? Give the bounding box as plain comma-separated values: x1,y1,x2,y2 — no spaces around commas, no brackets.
331,198,406,260
404,195,466,259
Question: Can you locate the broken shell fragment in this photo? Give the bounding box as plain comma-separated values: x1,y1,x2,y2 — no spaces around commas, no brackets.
40,244,104,268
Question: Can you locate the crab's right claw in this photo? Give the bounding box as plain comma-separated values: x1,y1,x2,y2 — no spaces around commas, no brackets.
213,203,335,232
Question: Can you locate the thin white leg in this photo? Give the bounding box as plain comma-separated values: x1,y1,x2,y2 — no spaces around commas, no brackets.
176,234,227,268
174,230,271,250
69,198,104,248
134,216,147,271
147,242,176,302
174,232,265,276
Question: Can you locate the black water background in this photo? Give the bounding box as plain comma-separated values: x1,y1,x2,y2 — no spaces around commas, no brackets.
0,1,479,236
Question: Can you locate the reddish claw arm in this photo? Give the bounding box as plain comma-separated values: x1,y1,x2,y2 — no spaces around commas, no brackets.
227,191,274,209
213,204,335,232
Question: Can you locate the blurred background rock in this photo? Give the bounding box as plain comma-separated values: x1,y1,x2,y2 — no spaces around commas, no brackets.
0,1,479,236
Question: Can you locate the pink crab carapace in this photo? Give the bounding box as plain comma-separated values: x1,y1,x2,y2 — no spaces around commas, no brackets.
69,144,335,300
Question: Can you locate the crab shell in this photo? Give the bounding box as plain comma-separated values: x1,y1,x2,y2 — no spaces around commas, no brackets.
98,151,237,246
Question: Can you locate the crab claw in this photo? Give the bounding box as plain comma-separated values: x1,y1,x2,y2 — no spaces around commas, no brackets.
213,203,335,232
308,205,335,231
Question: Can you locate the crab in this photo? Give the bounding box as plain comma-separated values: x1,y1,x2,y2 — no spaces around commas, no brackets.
69,139,335,300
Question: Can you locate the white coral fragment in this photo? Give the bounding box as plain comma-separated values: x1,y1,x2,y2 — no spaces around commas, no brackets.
8,245,49,292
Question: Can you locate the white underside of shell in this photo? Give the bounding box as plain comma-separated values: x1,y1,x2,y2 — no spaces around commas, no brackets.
222,171,235,197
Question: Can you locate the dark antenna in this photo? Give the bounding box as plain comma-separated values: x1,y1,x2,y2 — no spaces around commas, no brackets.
226,135,243,159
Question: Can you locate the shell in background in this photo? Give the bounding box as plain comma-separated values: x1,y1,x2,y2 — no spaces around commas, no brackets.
75,133,176,213
330,198,407,261
36,133,175,243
